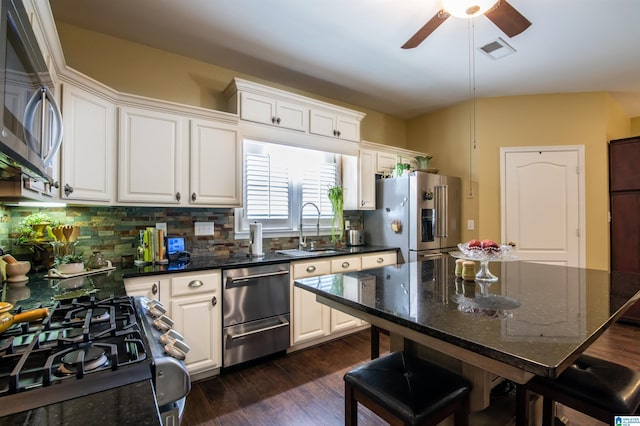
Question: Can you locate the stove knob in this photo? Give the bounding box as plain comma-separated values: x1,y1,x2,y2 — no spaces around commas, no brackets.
160,328,184,345
164,339,190,360
152,314,174,332
148,303,167,318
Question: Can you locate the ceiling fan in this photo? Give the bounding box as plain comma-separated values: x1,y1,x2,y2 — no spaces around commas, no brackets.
402,0,531,49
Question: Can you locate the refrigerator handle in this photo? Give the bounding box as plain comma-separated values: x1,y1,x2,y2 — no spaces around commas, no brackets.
435,185,448,238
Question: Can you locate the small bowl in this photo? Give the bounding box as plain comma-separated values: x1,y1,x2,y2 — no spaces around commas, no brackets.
5,261,31,283
57,263,85,274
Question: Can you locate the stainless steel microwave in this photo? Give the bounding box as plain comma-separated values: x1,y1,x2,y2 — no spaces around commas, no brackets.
0,0,62,185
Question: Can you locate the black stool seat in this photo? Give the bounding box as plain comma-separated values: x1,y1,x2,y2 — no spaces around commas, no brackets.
344,352,472,426
517,354,640,425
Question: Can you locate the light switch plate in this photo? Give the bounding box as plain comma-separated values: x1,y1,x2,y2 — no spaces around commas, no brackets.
467,220,475,231
194,221,214,236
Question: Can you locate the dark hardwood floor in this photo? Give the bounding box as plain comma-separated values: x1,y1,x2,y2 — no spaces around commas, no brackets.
182,322,640,426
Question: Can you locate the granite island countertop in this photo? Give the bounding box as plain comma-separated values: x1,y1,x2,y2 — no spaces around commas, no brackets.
294,257,640,379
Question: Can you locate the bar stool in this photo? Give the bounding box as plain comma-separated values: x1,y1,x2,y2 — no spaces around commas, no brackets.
344,351,472,426
516,354,640,426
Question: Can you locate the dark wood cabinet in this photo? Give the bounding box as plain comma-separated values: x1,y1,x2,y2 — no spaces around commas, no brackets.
609,136,640,324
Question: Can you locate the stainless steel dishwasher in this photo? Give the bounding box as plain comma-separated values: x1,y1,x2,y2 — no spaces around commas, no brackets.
222,262,290,367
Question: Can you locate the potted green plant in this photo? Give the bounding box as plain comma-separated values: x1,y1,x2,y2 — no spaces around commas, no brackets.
16,212,59,244
327,185,344,244
54,254,85,274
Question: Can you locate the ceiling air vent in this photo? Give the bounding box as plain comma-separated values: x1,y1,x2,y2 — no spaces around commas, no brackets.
479,37,516,60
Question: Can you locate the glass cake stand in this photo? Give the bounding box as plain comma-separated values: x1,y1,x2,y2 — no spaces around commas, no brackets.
450,243,519,284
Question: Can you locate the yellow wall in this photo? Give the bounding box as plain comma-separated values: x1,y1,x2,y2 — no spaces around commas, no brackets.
631,117,640,136
409,92,632,270
56,23,406,146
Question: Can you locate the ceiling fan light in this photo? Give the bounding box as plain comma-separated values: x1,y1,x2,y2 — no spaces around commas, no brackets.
442,0,498,18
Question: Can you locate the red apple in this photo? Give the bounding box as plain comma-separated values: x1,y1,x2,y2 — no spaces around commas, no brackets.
466,239,481,250
481,239,500,252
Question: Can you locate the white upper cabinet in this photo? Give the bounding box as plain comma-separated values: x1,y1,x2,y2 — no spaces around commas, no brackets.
118,106,187,204
226,78,365,153
190,118,241,206
309,109,360,142
239,92,306,132
60,78,116,202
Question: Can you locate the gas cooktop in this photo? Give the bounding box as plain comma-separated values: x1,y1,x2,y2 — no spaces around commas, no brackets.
0,295,153,417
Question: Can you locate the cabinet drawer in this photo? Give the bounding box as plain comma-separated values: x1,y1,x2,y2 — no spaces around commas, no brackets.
293,259,331,278
361,251,397,270
171,271,221,297
331,256,361,273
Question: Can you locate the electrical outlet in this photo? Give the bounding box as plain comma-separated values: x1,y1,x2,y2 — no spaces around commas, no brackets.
156,223,167,234
467,220,475,231
194,221,214,236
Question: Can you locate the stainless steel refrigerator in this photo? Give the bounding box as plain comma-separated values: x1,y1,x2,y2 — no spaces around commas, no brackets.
363,172,461,262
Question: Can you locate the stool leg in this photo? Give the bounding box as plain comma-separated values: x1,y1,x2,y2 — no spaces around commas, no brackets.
370,326,380,359
454,398,470,426
515,384,529,426
345,381,358,426
541,397,555,426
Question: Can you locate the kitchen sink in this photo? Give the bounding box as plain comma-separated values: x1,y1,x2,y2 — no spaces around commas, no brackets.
277,248,342,257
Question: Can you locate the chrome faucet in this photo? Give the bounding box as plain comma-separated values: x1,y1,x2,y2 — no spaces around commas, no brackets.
299,202,320,249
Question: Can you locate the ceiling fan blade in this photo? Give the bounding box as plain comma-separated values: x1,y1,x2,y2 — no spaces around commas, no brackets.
484,0,531,37
401,10,450,49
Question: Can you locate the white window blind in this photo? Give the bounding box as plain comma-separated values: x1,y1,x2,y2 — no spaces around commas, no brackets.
242,140,339,233
245,152,289,220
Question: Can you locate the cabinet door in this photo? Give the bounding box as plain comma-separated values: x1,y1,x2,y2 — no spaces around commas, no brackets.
170,292,221,374
358,149,376,209
60,83,115,202
610,137,640,191
309,109,337,138
377,151,398,175
292,286,331,344
190,119,241,206
275,100,306,131
336,115,360,142
611,192,640,272
118,107,186,204
239,92,277,126
123,278,162,301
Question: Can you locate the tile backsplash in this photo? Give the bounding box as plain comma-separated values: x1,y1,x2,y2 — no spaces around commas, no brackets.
0,206,362,268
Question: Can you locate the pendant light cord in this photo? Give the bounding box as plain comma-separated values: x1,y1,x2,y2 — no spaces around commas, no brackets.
467,17,477,198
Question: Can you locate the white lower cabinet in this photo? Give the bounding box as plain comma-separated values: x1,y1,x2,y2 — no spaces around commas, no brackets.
291,259,332,345
290,251,398,350
124,270,222,377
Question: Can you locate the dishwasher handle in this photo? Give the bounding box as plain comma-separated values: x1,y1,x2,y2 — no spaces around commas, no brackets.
226,269,289,288
227,319,290,340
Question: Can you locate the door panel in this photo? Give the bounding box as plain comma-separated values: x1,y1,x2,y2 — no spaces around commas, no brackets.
502,148,583,267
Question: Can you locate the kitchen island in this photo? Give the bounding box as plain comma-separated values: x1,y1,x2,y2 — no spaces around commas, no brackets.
294,257,640,415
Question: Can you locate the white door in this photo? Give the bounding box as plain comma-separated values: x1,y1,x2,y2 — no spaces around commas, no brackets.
500,146,585,268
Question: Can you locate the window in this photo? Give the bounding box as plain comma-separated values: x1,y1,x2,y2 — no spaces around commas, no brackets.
238,140,340,236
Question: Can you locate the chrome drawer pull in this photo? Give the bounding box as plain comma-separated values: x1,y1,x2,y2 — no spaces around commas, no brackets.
306,265,316,273
342,262,350,269
376,257,384,263
188,280,204,288
228,321,289,340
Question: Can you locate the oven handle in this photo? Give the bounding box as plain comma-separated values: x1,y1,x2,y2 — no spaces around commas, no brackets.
227,319,290,340
226,269,289,287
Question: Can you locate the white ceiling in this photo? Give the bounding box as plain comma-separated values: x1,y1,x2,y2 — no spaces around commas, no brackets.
49,0,640,119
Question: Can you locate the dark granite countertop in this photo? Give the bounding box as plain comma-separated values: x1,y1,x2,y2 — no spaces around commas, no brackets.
294,257,640,379
1,245,397,423
121,245,398,278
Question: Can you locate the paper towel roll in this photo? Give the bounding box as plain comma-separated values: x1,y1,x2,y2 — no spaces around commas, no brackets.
249,222,264,257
